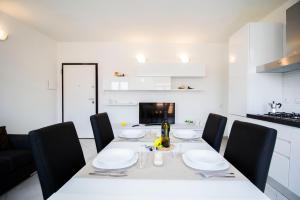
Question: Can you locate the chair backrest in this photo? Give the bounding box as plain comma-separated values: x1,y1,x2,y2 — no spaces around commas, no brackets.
202,113,227,152
224,120,277,192
90,112,115,153
29,122,85,199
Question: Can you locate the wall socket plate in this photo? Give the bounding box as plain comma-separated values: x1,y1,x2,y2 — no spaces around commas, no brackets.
294,98,300,104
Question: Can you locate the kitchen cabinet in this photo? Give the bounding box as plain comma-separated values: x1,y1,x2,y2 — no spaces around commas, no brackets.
103,63,205,91
276,193,289,200
103,76,171,91
227,115,300,197
265,184,289,200
265,184,278,200
273,138,291,158
269,152,290,188
228,22,284,117
136,63,206,77
103,73,204,91
289,131,300,197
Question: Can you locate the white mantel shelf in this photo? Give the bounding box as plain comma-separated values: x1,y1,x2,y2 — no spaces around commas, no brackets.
104,103,138,106
136,75,205,78
103,89,203,92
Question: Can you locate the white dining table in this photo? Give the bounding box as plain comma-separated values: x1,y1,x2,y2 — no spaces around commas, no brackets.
48,134,270,200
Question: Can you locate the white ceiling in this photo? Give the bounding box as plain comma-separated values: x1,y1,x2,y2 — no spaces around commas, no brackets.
0,0,287,43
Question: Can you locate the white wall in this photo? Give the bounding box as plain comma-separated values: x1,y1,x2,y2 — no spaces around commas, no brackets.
260,0,300,113
282,70,300,113
57,42,228,127
0,11,57,134
1,0,298,136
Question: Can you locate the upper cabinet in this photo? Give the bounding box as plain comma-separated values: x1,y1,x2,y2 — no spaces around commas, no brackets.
228,23,284,116
249,23,284,67
136,63,206,77
103,63,206,91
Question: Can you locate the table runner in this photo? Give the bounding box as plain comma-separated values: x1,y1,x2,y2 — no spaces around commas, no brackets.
77,141,245,181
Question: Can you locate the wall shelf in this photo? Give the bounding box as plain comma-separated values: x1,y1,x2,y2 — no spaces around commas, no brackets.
136,75,205,78
105,103,138,106
103,64,206,91
103,89,203,92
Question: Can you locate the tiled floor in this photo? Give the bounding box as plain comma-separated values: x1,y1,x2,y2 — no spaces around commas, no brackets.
0,173,42,200
1,138,228,200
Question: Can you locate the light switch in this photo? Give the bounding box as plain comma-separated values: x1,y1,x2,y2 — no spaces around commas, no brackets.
48,79,57,90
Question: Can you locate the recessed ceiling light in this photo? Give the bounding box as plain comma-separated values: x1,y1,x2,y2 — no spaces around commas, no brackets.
136,54,146,63
179,53,190,63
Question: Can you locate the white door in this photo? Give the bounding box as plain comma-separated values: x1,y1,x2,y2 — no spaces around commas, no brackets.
63,64,97,138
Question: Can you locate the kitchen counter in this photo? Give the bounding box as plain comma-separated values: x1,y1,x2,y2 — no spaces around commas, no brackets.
247,114,300,128
229,114,300,197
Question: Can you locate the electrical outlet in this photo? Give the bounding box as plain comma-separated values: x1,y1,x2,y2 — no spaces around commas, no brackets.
294,98,300,104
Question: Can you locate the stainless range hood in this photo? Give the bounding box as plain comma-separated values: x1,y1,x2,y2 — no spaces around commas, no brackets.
256,53,300,73
257,1,300,73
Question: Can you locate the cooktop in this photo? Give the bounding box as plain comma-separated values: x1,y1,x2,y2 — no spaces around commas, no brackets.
247,112,300,128
265,112,300,121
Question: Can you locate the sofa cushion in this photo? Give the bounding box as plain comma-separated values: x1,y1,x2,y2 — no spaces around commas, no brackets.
0,126,12,150
0,150,33,173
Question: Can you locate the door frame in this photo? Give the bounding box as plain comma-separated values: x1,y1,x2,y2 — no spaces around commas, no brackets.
61,63,98,122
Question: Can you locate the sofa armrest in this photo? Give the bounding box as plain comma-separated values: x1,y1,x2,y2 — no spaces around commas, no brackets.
8,134,31,150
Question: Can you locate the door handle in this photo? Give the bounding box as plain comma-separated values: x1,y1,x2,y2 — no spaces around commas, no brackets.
88,98,95,104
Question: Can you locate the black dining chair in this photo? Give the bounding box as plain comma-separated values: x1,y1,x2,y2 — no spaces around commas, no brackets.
202,113,227,152
224,120,277,192
90,112,115,153
29,122,85,200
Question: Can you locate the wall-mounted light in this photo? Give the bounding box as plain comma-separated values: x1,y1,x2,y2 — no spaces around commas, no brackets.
229,55,236,63
179,53,190,63
136,54,146,63
0,29,8,41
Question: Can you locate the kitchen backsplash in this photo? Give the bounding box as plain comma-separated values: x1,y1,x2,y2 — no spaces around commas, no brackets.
282,70,300,113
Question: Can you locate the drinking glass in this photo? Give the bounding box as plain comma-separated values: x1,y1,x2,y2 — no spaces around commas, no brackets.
138,145,146,169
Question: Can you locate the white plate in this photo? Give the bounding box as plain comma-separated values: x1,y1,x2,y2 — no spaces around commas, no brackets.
92,148,138,170
119,129,145,139
172,129,200,139
182,150,229,171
